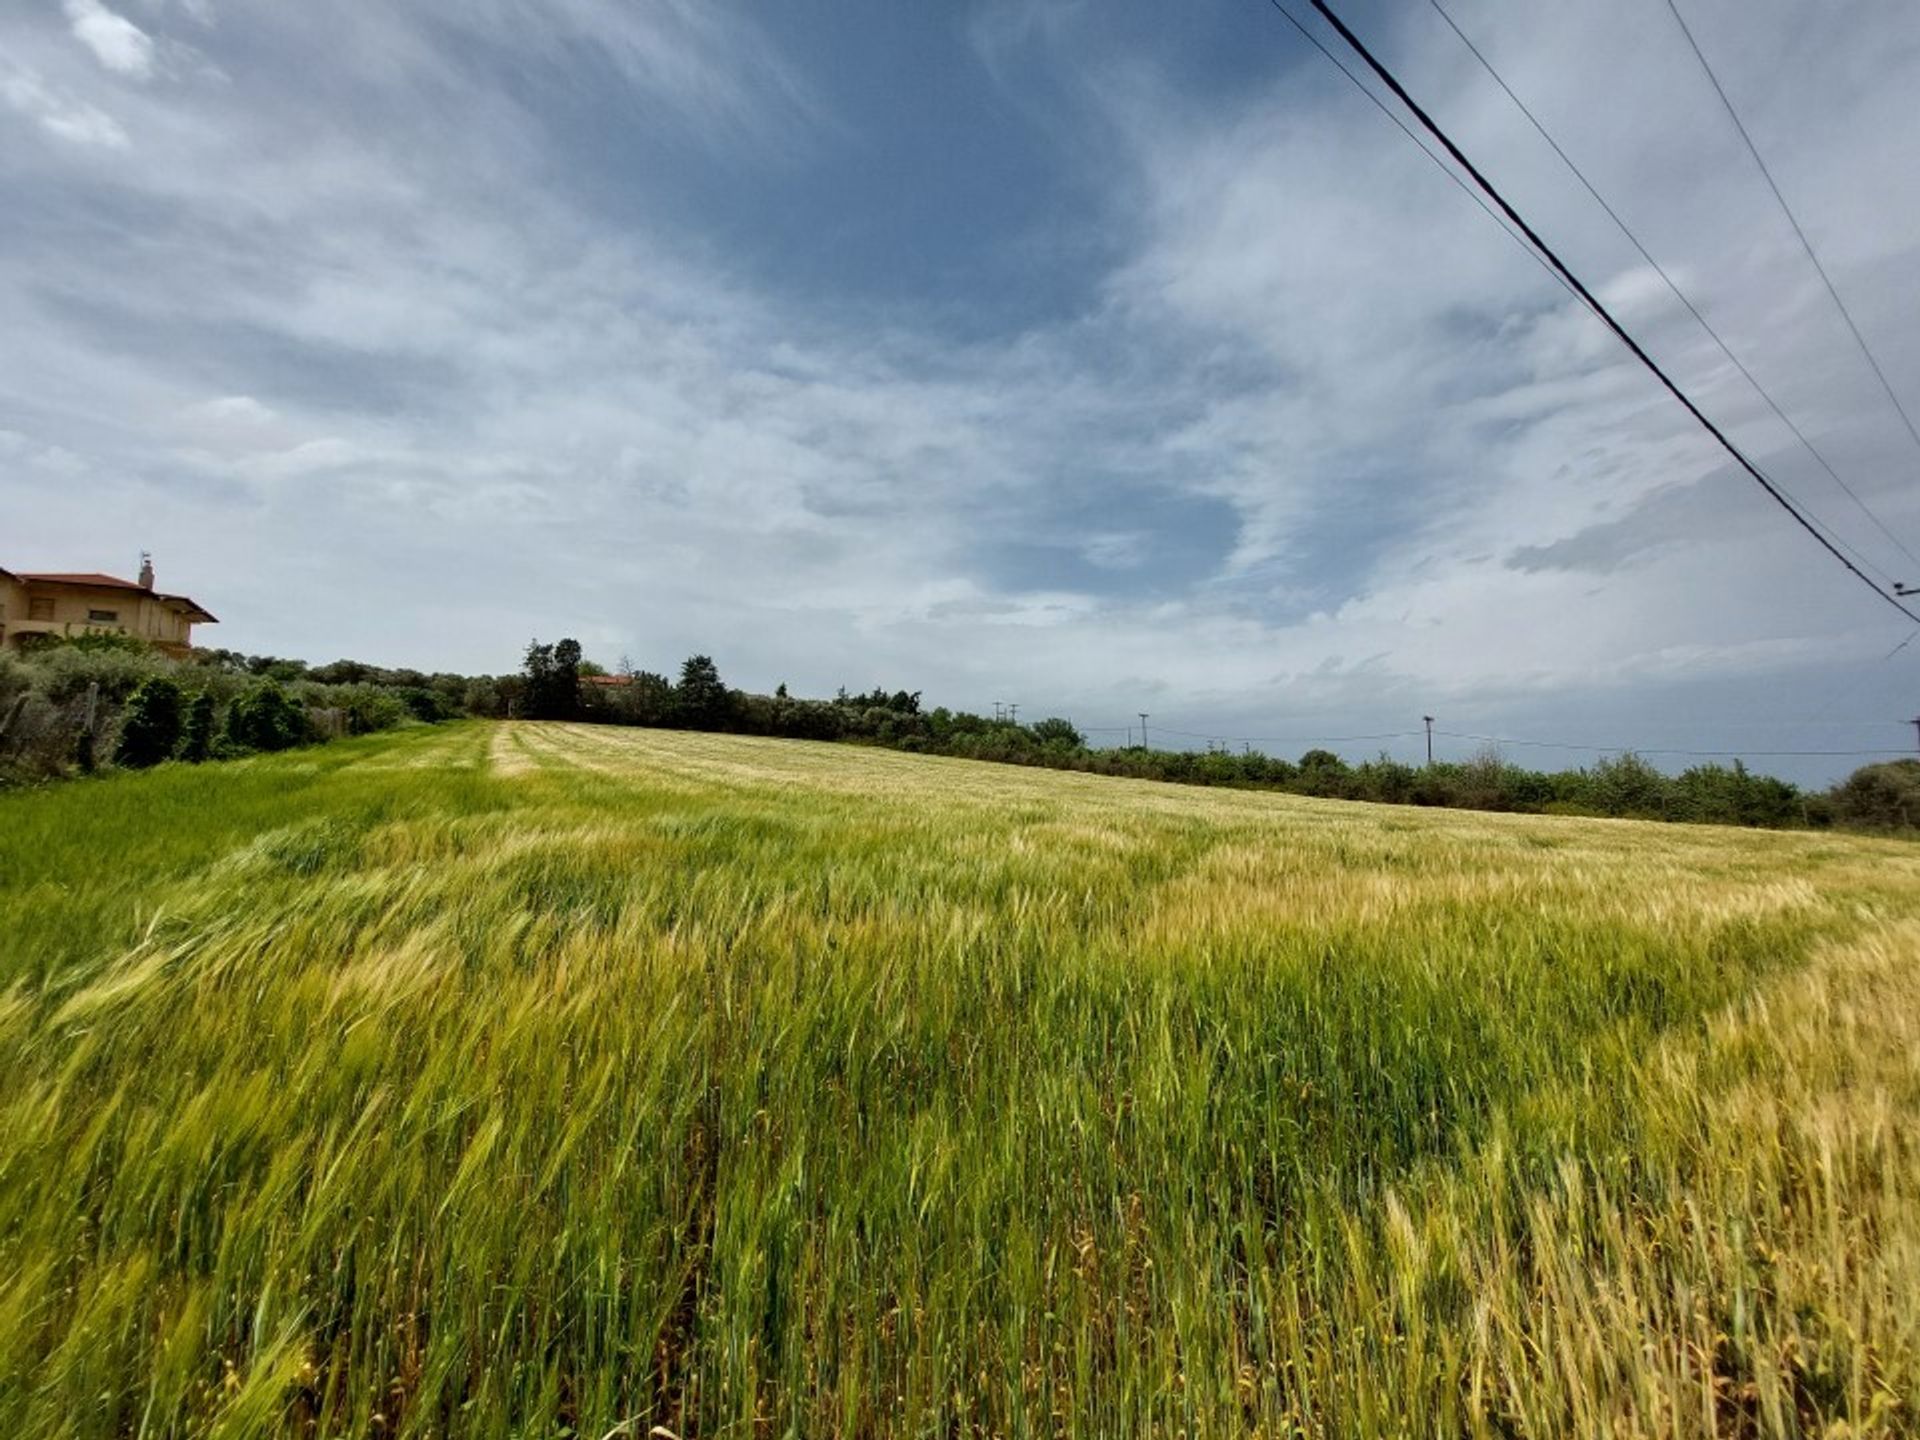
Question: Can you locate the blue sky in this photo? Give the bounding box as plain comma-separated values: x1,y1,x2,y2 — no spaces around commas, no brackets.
5,0,1920,781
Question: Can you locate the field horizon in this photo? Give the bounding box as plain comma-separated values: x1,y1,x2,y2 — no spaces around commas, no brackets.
2,720,1916,1437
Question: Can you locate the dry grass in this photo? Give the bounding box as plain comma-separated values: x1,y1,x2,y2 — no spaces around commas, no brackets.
0,720,1915,1437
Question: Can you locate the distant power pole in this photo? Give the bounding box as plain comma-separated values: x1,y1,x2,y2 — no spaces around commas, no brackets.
1138,712,1150,749
1423,715,1435,766
1007,703,1019,724
1912,714,1920,754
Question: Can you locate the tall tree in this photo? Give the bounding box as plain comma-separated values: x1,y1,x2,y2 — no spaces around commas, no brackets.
550,639,583,720
675,655,731,730
520,638,584,720
114,676,184,768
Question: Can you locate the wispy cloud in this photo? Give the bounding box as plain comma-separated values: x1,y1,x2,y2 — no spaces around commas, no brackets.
62,0,154,79
3,0,1919,778
0,62,128,147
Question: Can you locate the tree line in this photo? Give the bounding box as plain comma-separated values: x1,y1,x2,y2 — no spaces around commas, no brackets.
5,628,1914,833
510,638,1920,834
0,634,476,783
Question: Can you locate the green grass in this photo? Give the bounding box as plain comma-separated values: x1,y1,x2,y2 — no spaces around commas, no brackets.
1,721,1916,1437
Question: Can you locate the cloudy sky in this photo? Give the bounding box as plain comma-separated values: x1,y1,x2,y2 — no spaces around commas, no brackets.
6,0,1920,780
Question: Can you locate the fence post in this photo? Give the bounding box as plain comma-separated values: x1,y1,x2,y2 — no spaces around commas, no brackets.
74,681,101,771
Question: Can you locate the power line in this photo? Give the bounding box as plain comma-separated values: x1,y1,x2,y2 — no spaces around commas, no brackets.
1290,0,1920,626
1261,0,1588,309
1154,724,1423,746
1278,0,1896,588
1428,0,1920,579
1661,0,1920,462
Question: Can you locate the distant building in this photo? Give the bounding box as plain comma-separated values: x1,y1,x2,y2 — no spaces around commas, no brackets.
0,554,217,658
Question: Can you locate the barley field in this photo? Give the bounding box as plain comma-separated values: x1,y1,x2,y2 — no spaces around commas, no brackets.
1,721,1916,1438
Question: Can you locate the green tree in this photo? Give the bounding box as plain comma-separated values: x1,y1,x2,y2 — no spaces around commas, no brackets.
223,680,308,753
1826,759,1920,831
675,655,731,730
521,638,583,720
178,691,216,762
1588,752,1668,818
113,676,184,769
1029,717,1084,749
552,639,583,719
1295,749,1353,798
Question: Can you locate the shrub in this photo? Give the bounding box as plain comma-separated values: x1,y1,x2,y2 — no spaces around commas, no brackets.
113,677,184,769
397,687,452,723
60,630,151,656
179,691,216,763
223,680,309,753
1030,717,1084,749
1587,752,1668,819
1826,760,1920,832
31,643,166,706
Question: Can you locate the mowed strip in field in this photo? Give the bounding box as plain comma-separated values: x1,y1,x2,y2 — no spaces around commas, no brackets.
1,721,1916,1438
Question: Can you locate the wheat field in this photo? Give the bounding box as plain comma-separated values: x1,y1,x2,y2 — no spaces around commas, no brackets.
1,721,1916,1438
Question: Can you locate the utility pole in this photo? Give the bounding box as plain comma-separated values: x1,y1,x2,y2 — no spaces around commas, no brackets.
1423,715,1434,766
1912,714,1920,754
1138,712,1150,750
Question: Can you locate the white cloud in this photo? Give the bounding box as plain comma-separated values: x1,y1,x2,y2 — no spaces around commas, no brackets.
187,395,276,426
63,0,155,79
3,0,1919,780
0,63,128,147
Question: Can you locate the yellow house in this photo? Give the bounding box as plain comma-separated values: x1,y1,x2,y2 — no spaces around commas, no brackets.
0,555,217,658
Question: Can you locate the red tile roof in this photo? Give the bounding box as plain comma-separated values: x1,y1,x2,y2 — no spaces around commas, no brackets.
19,571,145,589
8,570,218,624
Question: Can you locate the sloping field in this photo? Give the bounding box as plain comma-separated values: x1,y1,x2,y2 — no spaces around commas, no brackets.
2,721,1917,1437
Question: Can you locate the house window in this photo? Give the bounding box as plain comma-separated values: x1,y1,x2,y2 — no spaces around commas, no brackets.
88,608,120,623
28,598,53,620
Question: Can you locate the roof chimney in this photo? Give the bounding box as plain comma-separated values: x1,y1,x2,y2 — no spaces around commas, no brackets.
138,551,154,590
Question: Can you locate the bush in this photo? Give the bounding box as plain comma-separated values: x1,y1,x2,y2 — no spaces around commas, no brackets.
31,643,167,706
223,680,309,753
396,686,453,723
179,691,216,763
1826,760,1920,831
113,677,184,769
1030,717,1084,749
1587,753,1668,819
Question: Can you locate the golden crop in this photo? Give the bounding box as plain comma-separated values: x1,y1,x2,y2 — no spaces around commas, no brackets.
0,721,1914,1437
